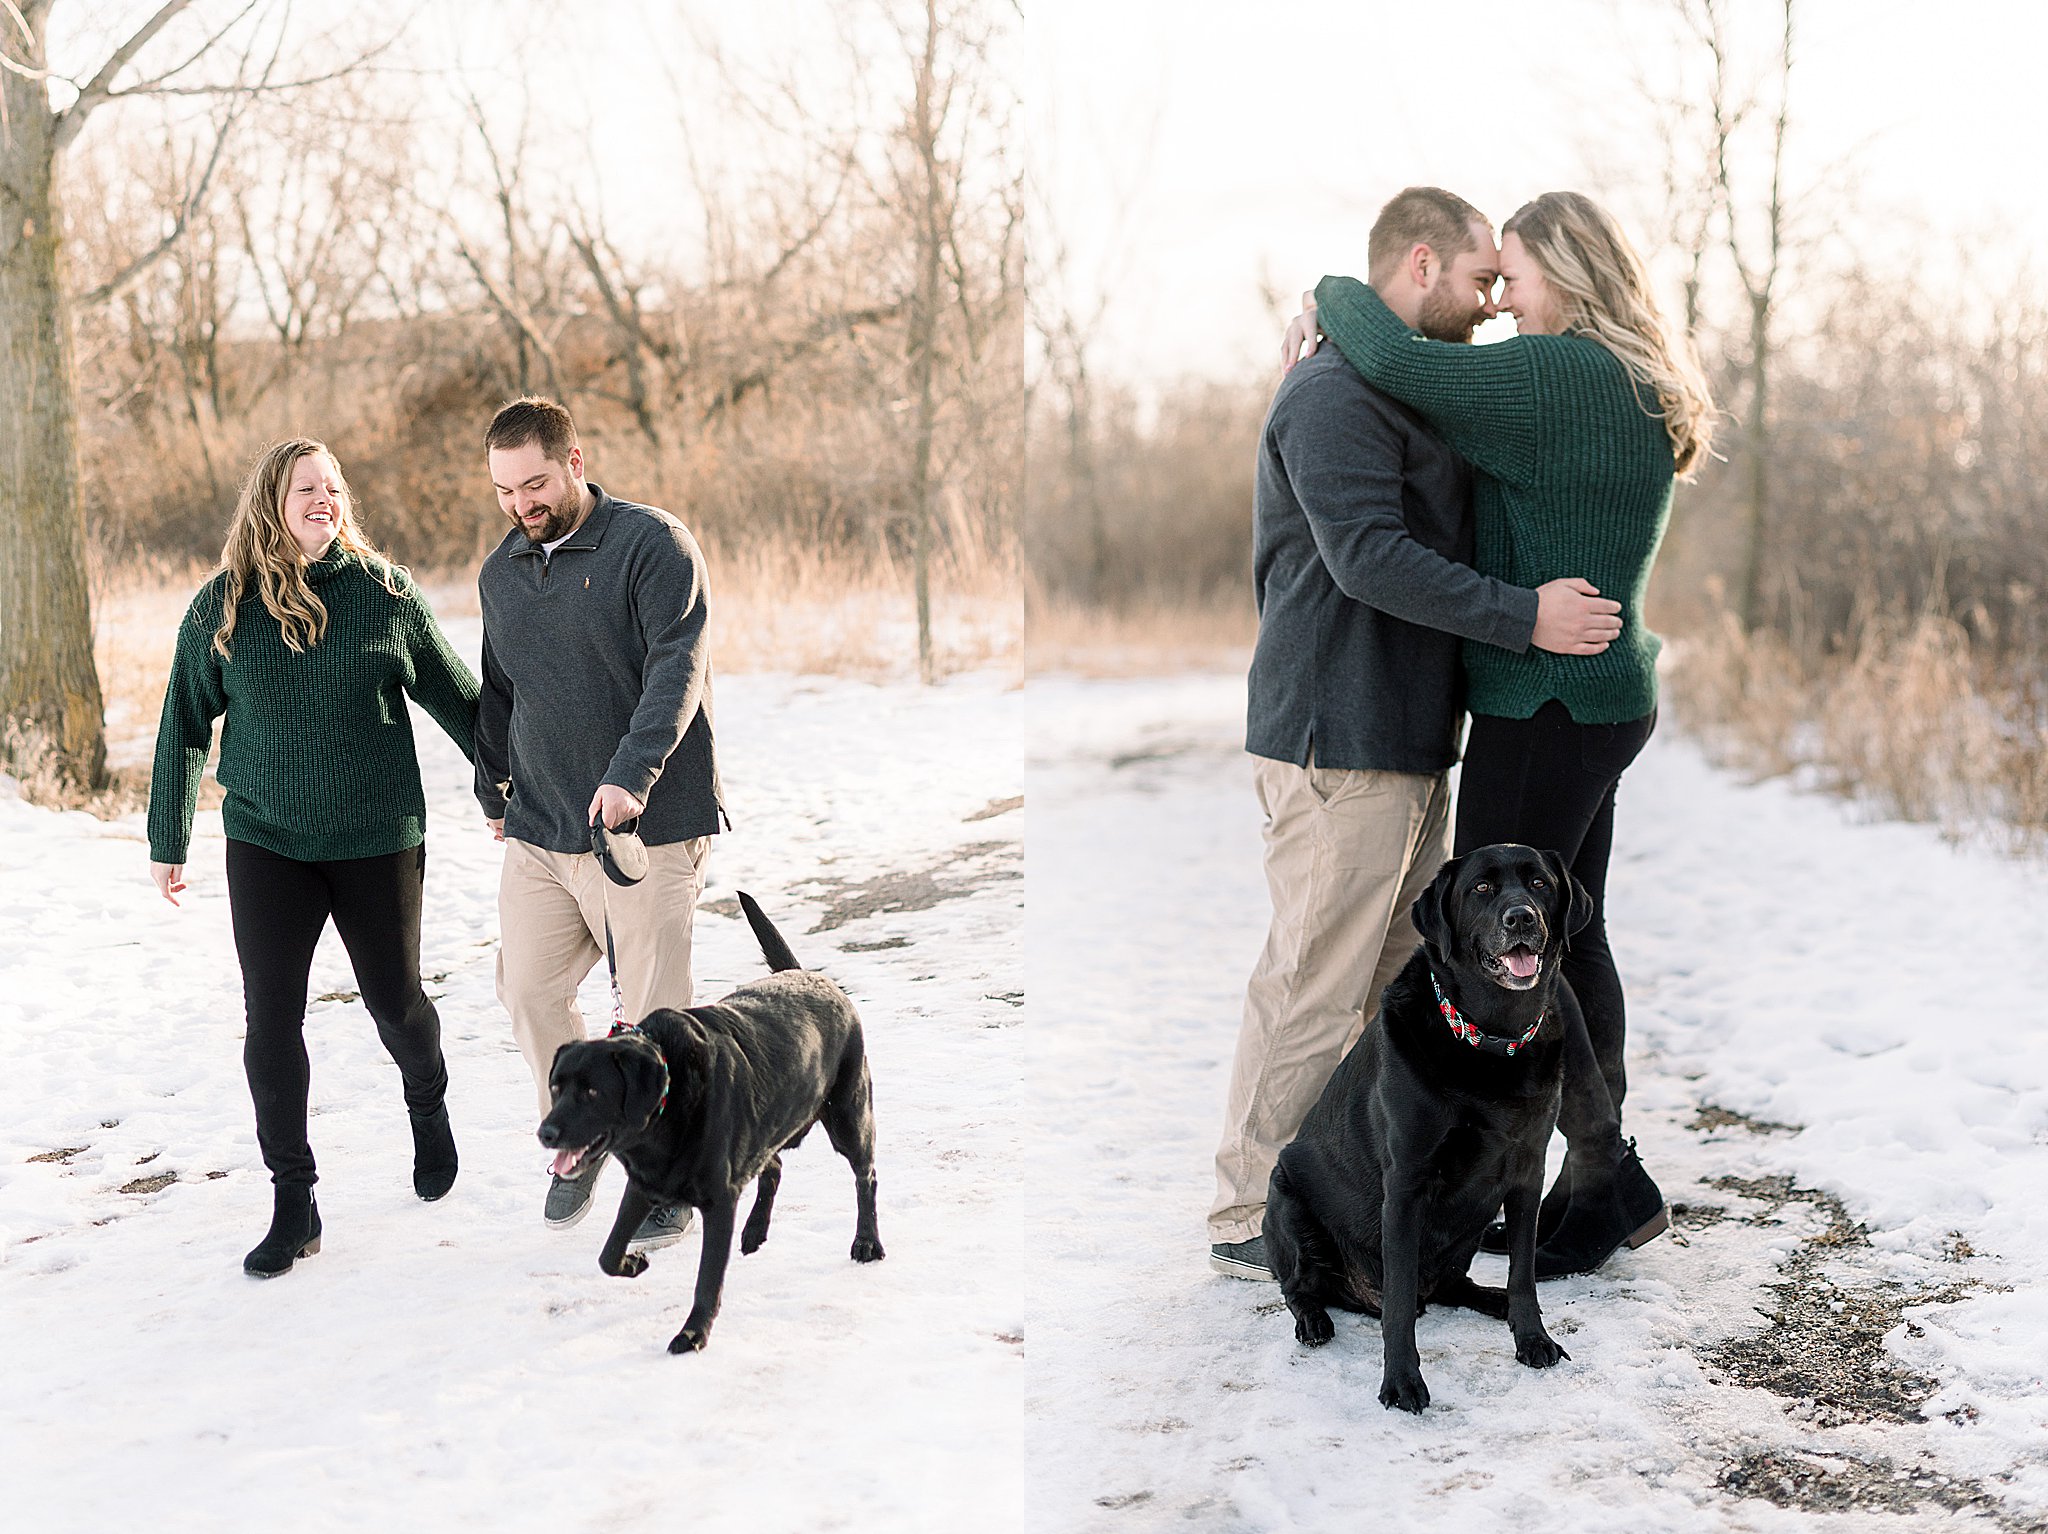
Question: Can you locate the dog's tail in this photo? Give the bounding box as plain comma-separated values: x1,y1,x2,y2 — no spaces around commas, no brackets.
737,891,804,973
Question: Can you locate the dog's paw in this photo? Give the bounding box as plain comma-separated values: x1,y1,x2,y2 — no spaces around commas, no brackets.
851,1235,885,1263
1378,1367,1430,1413
667,1326,709,1354
1291,1305,1334,1347
607,1250,649,1279
740,1229,768,1256
1515,1331,1569,1369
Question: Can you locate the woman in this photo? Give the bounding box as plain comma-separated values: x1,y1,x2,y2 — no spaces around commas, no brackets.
147,438,480,1277
1295,191,1717,1276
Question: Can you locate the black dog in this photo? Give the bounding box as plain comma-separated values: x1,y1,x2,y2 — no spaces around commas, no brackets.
536,892,884,1353
1263,844,1590,1412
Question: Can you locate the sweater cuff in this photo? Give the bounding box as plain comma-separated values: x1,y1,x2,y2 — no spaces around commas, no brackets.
1488,584,1541,654
603,765,660,805
474,768,509,819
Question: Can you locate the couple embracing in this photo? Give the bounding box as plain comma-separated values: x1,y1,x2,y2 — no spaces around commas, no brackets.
1211,187,1716,1282
147,397,720,1275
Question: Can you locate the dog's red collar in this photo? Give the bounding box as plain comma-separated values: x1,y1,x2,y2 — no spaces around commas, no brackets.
1429,970,1544,1058
607,1020,671,1124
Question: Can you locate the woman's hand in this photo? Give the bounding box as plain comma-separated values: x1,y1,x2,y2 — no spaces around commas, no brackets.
1281,293,1321,372
150,862,187,907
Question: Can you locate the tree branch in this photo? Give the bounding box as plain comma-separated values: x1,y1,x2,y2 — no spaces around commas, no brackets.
700,301,908,425
74,99,243,310
51,0,196,152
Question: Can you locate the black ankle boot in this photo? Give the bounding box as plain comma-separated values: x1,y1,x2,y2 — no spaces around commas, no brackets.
1533,1138,1668,1279
1478,1160,1576,1255
244,1185,321,1278
410,1104,458,1202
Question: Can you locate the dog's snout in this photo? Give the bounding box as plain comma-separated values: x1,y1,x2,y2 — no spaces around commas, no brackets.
1501,903,1538,933
537,1121,561,1148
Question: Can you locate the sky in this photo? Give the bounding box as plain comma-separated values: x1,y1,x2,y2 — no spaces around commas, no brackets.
37,0,2043,392
1027,0,2048,391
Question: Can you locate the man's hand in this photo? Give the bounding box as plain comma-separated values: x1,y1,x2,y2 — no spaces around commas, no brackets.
150,862,187,907
1532,579,1623,655
486,817,505,842
1281,293,1321,372
588,784,646,831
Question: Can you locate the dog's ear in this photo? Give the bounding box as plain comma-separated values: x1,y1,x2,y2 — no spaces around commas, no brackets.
612,1043,668,1124
546,1040,580,1100
1410,854,1461,957
1541,849,1594,940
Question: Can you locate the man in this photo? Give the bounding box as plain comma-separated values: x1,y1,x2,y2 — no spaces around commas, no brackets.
475,396,724,1243
1209,187,1622,1279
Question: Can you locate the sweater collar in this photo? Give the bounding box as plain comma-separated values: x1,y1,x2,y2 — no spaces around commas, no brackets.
303,541,352,585
504,482,618,560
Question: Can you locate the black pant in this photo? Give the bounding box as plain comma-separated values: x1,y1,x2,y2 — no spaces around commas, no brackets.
226,839,449,1187
1455,701,1656,1154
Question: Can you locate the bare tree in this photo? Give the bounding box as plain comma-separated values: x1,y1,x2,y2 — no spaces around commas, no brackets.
0,0,401,789
448,88,575,402
228,86,416,404
1675,0,1796,631
888,0,1022,682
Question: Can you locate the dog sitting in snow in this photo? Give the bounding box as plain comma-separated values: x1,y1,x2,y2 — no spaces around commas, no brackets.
536,892,883,1353
1263,844,1586,1411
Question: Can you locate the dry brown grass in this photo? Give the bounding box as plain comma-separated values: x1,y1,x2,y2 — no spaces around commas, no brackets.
1025,584,1255,677
1666,610,2048,851
416,542,1022,681
709,539,1019,679
53,541,1018,820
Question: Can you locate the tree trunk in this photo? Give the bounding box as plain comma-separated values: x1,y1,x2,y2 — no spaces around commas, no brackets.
907,0,943,686
1737,286,1772,633
0,10,109,790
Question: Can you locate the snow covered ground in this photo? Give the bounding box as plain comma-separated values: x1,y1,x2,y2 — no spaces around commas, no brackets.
11,643,2048,1532
0,618,1024,1533
1027,671,2048,1533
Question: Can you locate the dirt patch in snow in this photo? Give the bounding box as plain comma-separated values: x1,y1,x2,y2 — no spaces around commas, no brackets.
801,841,1021,933
1702,1175,1973,1428
1688,1104,1802,1136
699,842,1021,936
1714,1446,2031,1529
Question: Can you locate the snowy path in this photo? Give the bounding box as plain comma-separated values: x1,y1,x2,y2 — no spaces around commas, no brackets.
0,634,1024,1533
1027,673,2048,1533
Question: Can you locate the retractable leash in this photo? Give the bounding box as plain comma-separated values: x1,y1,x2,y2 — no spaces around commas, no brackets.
591,815,671,1127
591,815,650,1037
603,911,628,1032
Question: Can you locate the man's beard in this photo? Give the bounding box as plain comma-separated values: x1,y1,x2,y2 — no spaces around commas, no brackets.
1417,285,1482,343
513,489,581,544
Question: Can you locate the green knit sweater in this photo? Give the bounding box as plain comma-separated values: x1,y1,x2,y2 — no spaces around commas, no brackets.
147,545,480,864
1315,278,1677,724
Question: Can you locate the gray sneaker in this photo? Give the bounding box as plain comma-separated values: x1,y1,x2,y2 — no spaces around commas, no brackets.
1209,1235,1276,1281
628,1203,694,1252
543,1150,610,1228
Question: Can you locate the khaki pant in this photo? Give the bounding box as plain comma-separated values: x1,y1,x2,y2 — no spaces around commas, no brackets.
498,835,710,1116
1209,757,1451,1244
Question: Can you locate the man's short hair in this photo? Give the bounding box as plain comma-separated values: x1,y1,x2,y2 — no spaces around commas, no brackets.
1367,187,1489,286
486,395,579,463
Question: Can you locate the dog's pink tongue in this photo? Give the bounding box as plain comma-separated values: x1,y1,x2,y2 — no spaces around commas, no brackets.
550,1148,581,1177
1505,949,1540,979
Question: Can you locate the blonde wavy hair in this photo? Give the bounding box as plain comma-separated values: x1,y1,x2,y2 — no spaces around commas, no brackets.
212,438,401,660
1503,192,1718,478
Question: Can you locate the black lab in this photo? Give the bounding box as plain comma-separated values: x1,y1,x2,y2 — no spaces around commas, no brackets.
536,892,884,1353
1263,843,1591,1412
